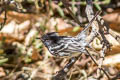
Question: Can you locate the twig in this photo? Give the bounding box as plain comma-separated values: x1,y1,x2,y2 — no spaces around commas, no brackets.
85,49,111,79
0,9,7,30
61,0,84,27
53,53,82,80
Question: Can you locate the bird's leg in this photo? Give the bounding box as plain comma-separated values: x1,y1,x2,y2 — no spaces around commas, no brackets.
53,53,82,80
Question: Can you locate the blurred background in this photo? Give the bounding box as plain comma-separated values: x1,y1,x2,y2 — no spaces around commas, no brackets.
0,0,120,80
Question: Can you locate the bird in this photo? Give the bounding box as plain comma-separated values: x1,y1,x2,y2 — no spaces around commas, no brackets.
40,32,87,57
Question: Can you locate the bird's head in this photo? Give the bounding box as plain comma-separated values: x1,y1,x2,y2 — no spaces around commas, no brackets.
40,32,61,49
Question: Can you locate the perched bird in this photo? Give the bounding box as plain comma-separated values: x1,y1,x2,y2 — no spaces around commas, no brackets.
41,32,87,57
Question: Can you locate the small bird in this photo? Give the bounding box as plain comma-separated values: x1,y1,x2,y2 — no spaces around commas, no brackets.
41,32,87,57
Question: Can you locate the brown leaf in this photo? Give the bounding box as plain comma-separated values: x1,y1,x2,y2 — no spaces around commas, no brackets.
58,27,83,36
103,9,120,32
109,23,120,32
31,48,42,60
103,9,120,24
106,45,120,56
0,67,6,77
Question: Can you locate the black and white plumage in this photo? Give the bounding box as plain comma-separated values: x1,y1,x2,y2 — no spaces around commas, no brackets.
41,32,87,57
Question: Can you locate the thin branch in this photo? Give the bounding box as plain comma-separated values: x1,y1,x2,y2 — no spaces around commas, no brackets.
85,49,111,79
53,53,82,80
61,0,84,27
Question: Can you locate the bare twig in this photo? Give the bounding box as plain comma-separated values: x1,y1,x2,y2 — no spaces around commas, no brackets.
61,0,84,27
85,49,111,79
53,53,82,80
0,9,7,30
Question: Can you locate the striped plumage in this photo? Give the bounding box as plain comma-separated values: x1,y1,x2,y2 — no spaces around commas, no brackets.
41,32,87,57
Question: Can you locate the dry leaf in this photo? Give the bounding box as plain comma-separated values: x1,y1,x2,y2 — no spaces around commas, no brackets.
31,48,41,60
0,20,30,41
106,45,120,55
103,9,120,24
109,23,120,32
103,9,120,32
58,27,83,36
103,45,120,67
0,67,6,77
24,29,38,46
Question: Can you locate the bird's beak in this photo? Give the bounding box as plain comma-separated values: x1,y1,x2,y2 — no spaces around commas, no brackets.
36,37,42,41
